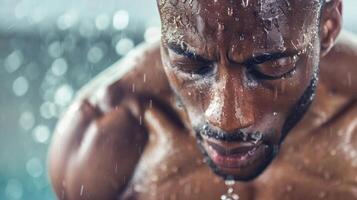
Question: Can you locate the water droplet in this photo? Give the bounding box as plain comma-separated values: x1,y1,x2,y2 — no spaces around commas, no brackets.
248,149,255,156
218,23,225,31
139,115,143,126
251,132,263,144
132,83,136,93
330,149,337,156
227,7,234,16
149,99,153,108
225,180,235,186
143,73,147,83
176,99,184,110
221,180,239,200
241,0,249,8
285,185,293,192
159,0,167,7
80,185,84,196
318,191,326,198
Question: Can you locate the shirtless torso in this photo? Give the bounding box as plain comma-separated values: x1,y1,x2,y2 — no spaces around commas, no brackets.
49,31,357,200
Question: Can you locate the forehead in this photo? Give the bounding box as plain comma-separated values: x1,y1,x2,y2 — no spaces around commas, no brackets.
159,0,322,55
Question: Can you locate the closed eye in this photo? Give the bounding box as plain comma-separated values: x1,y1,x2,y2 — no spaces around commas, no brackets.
170,58,214,76
167,42,214,76
247,53,300,80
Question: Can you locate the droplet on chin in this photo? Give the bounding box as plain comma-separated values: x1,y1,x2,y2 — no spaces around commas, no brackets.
251,132,263,144
221,180,240,200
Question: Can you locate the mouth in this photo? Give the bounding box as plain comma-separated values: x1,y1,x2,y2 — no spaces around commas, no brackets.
202,136,265,169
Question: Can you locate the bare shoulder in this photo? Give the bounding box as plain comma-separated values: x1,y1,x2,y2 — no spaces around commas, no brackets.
320,30,357,99
48,41,168,199
257,101,357,199
76,41,170,113
306,100,357,181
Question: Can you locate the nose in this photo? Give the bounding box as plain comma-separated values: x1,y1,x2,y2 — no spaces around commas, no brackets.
204,65,255,133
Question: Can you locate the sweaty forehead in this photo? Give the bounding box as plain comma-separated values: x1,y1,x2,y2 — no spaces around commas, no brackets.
158,0,322,54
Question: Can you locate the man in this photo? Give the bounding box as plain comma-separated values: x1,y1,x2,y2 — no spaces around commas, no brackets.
49,0,357,199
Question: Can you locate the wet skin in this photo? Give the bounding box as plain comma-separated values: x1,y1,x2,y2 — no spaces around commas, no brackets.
159,0,323,181
49,0,357,199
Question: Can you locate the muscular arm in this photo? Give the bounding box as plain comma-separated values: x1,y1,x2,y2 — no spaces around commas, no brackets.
48,42,169,199
49,100,147,200
320,30,357,99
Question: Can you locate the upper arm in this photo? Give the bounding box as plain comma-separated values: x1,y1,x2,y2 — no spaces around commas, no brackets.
48,99,99,199
49,97,148,199
47,41,163,199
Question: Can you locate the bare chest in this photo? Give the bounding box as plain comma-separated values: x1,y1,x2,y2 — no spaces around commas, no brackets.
123,103,357,200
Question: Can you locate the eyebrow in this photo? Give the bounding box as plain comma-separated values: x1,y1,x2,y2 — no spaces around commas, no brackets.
167,42,211,63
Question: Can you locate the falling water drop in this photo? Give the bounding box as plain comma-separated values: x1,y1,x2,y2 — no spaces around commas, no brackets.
227,7,234,16
143,73,147,83
139,115,143,126
159,0,167,7
132,83,136,93
149,99,153,108
80,185,84,196
241,0,249,8
220,180,239,200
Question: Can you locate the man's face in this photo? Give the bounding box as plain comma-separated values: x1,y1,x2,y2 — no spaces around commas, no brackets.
159,0,322,181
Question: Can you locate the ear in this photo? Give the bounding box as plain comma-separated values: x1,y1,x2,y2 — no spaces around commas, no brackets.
320,0,343,57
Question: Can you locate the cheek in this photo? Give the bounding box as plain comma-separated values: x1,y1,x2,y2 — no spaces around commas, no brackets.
161,47,212,113
178,77,211,115
162,60,211,117
253,46,318,128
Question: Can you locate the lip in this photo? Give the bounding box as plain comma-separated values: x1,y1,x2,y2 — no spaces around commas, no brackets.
203,138,264,169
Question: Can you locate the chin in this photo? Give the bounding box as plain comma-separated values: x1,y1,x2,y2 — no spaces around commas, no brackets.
197,140,278,181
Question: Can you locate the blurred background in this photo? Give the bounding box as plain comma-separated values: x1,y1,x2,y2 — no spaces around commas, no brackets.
0,0,356,199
